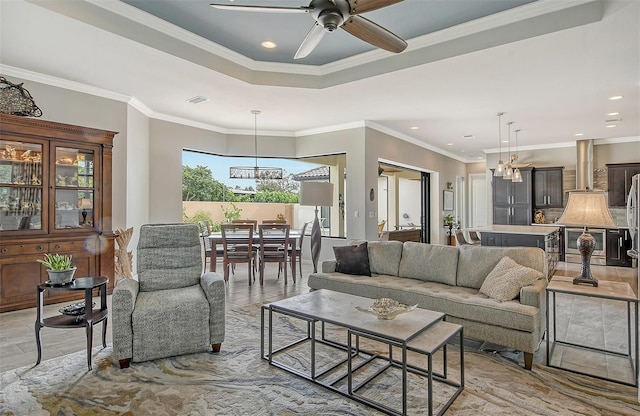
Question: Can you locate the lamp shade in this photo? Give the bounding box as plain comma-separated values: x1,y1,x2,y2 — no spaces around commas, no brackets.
300,182,334,207
77,198,93,209
557,191,615,227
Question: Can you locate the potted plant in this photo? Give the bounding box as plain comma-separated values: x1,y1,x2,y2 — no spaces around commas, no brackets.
37,253,76,284
443,214,456,226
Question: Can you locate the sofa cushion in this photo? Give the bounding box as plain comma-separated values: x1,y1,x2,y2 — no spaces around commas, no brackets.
398,242,458,285
456,245,547,289
479,256,544,302
333,242,371,276
307,272,539,333
367,241,404,276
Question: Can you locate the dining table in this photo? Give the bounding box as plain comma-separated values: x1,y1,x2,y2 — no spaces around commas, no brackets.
207,231,301,281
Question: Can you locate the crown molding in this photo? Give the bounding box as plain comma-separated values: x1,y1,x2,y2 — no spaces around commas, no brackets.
484,136,640,154
365,122,472,163
1,64,131,103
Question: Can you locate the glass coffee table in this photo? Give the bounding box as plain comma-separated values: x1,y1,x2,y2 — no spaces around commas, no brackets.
261,289,464,416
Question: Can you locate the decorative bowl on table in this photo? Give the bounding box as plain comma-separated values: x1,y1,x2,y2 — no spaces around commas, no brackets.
356,298,417,320
59,301,95,321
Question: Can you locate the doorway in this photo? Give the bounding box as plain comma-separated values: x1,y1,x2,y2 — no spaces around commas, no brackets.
377,162,429,242
468,173,488,227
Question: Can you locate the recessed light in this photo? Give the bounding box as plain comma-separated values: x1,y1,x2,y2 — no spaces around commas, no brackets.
410,126,419,130
606,124,617,128
186,96,210,104
261,40,277,49
607,112,619,116
477,156,484,160
609,95,623,100
447,143,454,146
502,140,509,143
575,133,584,136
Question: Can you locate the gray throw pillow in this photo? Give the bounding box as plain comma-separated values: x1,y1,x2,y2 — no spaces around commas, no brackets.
479,256,543,302
333,242,371,276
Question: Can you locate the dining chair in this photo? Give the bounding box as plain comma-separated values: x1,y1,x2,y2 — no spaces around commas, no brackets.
197,221,212,272
455,229,472,246
258,223,290,285
230,219,258,273
198,220,229,273
221,223,256,285
288,221,309,277
232,219,258,226
262,219,287,224
468,230,482,245
377,219,386,237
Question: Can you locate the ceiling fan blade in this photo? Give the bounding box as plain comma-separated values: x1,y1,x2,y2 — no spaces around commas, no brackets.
347,0,403,15
294,23,326,59
209,3,312,13
341,15,407,53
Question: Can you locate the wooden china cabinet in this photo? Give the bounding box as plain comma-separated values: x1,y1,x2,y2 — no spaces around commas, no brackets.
0,114,117,312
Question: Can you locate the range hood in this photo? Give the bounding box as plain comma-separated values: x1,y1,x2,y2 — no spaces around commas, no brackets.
570,139,596,192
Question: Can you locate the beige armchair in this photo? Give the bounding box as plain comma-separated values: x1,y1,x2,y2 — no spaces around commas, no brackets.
112,223,225,368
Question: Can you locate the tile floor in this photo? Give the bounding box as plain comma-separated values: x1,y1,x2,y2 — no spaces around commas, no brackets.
0,259,637,385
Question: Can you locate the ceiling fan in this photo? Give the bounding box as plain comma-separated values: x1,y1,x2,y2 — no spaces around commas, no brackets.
209,0,408,59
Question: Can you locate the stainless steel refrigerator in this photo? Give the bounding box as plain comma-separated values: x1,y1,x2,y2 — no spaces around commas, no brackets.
626,174,639,398
627,174,639,289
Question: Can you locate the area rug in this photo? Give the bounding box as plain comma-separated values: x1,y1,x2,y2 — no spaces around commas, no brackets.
1,304,638,416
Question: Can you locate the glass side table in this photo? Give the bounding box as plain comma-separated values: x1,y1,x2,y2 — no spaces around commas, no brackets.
546,275,638,386
35,276,108,371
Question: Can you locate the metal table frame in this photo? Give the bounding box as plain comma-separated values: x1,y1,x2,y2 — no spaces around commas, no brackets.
546,277,639,386
261,301,464,416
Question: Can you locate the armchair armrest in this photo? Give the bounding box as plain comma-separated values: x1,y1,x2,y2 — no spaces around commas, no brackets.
112,279,139,361
201,272,226,344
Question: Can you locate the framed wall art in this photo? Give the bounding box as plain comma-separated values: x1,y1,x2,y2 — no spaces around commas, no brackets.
443,190,454,211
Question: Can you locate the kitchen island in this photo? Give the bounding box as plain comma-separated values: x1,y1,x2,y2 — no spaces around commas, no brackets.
466,224,560,277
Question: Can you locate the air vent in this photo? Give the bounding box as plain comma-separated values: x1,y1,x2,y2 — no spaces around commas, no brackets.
186,96,210,104
605,118,622,123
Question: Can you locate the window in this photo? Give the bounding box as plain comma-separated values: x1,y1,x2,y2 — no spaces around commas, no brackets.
181,151,346,238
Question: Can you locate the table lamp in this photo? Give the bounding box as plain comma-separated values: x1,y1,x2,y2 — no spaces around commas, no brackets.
300,182,334,273
78,198,93,225
557,190,615,286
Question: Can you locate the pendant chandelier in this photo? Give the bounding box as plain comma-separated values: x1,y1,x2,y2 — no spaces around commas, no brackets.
229,110,283,180
494,112,505,177
512,128,523,182
503,121,514,180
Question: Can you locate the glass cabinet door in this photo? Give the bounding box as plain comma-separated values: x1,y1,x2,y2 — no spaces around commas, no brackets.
54,146,94,229
0,140,44,231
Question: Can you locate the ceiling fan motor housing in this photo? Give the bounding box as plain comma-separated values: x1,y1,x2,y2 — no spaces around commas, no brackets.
311,0,350,31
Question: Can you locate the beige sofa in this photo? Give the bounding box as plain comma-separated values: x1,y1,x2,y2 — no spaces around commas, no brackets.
308,241,548,369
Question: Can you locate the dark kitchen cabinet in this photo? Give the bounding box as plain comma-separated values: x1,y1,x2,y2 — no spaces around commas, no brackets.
607,163,640,207
534,167,563,208
491,168,533,225
606,228,633,267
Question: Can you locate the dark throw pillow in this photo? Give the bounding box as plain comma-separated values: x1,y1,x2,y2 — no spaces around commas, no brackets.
333,242,372,276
